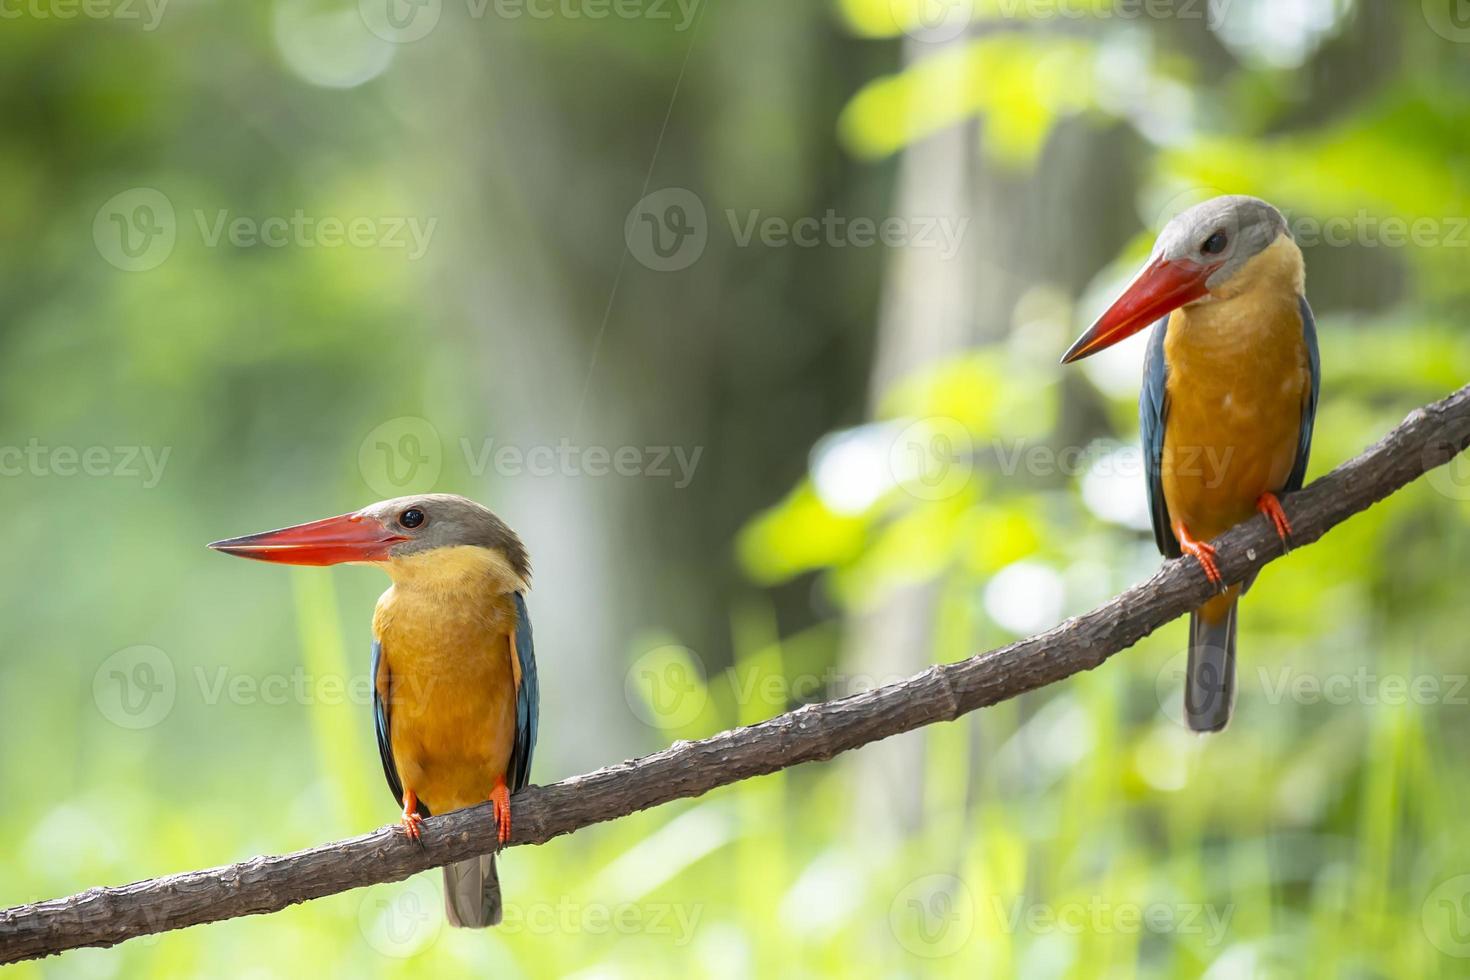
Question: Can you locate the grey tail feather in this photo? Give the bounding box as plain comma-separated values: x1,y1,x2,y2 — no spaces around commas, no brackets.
1185,602,1237,733
442,854,502,928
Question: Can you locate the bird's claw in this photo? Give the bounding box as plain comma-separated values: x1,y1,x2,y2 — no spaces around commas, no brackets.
400,810,424,841
399,789,424,841
1175,524,1224,590
490,777,512,846
1256,492,1292,547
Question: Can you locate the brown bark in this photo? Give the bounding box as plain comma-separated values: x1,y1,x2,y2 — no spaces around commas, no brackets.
4,383,1469,964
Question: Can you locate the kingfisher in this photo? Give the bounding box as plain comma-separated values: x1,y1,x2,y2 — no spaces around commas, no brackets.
208,494,539,927
1062,195,1319,731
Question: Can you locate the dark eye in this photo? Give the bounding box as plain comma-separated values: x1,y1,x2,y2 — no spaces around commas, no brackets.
1202,230,1228,255
398,508,425,529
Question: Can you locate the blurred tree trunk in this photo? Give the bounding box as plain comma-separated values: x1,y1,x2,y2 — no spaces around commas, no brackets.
847,32,1139,836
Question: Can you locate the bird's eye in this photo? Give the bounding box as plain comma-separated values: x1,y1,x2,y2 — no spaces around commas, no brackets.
1202,230,1228,255
398,508,425,529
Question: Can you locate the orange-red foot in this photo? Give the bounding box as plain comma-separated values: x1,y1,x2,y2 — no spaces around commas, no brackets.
490,776,512,846
400,789,424,841
1175,523,1223,589
1257,492,1292,546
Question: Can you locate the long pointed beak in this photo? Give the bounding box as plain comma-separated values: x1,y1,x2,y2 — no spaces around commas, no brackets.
207,512,407,566
1061,256,1218,364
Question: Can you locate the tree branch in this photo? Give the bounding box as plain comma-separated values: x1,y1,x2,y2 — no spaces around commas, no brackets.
5,384,1469,964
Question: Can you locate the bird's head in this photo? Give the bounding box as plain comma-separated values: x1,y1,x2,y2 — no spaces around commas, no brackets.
1061,194,1292,363
208,493,530,590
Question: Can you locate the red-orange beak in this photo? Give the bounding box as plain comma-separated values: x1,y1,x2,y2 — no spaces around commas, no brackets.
1061,256,1219,364
207,512,408,566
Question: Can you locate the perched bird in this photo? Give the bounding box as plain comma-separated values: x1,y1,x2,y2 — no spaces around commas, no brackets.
1062,195,1319,731
208,494,538,927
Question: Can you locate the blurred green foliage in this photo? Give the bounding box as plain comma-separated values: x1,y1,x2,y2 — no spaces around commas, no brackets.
2,1,1469,977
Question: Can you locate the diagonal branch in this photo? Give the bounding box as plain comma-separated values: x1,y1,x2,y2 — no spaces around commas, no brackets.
4,384,1470,964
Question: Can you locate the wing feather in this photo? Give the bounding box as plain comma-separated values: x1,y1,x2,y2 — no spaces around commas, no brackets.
509,592,539,792
1140,315,1179,558
372,639,428,816
1284,294,1321,493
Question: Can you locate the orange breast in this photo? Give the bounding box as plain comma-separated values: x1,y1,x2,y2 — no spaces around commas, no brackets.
1160,260,1311,542
373,588,519,815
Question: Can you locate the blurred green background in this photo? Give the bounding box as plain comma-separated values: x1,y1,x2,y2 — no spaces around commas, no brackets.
3,0,1470,976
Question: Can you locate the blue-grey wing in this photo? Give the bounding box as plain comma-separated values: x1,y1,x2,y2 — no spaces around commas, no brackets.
1284,294,1321,493
1140,315,1179,558
509,591,539,793
372,639,428,817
